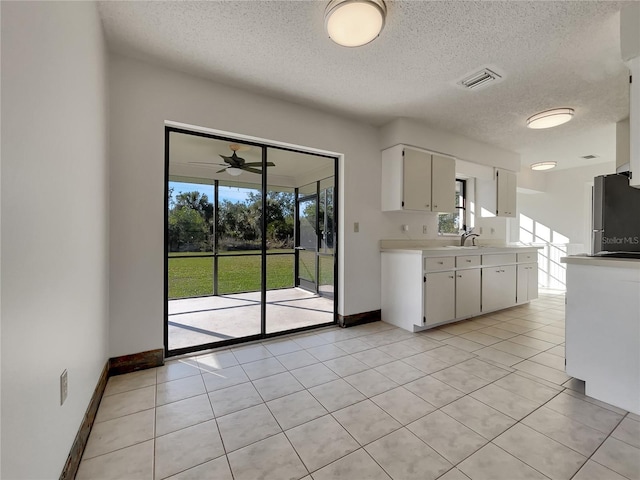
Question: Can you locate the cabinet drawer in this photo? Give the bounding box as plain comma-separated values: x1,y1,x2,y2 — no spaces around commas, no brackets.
517,252,537,263
482,253,517,266
456,255,481,268
424,256,455,272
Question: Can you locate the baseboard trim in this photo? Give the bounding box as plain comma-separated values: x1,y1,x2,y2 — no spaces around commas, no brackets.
59,360,109,480
109,348,165,376
338,309,381,328
59,348,165,480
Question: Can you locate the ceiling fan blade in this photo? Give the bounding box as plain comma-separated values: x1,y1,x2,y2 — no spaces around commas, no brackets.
241,166,263,174
239,162,263,167
189,161,227,166
216,168,228,174
265,162,275,167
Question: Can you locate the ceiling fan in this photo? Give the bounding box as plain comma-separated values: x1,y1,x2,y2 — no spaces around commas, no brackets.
189,144,275,176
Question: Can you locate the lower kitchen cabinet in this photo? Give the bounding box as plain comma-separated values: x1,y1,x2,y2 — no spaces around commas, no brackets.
455,268,481,318
517,262,539,303
381,248,539,332
482,265,516,312
424,271,455,326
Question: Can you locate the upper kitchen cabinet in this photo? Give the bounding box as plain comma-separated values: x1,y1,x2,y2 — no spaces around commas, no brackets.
477,168,517,217
381,145,455,213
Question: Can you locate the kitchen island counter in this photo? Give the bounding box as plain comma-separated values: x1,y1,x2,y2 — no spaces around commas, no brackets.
562,255,640,414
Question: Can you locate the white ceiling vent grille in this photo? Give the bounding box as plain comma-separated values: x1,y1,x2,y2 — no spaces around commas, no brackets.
581,154,599,159
457,68,503,91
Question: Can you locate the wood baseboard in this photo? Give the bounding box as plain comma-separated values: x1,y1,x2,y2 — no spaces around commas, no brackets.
109,348,164,376
59,360,109,480
338,309,381,328
59,348,164,479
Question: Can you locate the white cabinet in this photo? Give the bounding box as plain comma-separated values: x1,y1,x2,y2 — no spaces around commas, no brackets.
381,248,539,332
477,168,517,217
424,271,455,326
456,268,481,318
381,145,455,213
517,263,538,303
496,169,517,217
482,265,516,312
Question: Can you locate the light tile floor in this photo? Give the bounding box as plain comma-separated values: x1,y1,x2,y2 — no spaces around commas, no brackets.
78,293,640,480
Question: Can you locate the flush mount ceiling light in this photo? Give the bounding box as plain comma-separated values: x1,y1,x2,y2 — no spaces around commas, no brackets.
526,108,574,129
325,0,386,47
530,161,557,171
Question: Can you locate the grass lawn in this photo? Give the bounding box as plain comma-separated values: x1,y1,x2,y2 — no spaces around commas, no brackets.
169,250,334,299
168,252,295,298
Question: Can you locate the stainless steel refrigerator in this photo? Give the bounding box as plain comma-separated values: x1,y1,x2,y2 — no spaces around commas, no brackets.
592,173,640,256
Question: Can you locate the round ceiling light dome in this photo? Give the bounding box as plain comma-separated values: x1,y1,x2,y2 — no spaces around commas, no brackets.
325,0,387,47
226,167,243,176
526,108,574,129
530,161,557,171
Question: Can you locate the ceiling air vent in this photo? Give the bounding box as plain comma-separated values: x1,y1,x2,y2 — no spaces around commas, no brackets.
457,68,503,90
581,154,599,160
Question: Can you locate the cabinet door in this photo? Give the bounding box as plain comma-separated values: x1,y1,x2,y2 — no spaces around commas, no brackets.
496,169,516,217
527,263,538,301
424,271,455,326
517,264,529,303
517,263,539,303
482,265,516,312
431,155,456,213
403,148,431,211
456,268,481,318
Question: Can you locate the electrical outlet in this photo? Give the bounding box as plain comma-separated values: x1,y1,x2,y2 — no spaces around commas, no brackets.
354,222,359,233
422,225,428,234
402,224,409,232
60,369,68,405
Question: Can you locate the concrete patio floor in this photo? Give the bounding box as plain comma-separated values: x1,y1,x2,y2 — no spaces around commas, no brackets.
168,288,335,351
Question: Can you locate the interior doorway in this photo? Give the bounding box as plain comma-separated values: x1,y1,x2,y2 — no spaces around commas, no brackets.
164,127,338,356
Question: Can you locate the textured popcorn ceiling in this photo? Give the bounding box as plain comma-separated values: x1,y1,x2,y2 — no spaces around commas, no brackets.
98,1,633,170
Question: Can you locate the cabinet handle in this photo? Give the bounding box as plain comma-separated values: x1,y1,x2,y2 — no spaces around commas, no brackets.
434,205,438,208
466,259,471,262
449,275,454,279
456,274,462,278
437,261,443,265
495,270,501,273
426,204,430,208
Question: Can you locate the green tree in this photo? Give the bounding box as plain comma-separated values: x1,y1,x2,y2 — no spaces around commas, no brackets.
168,207,208,251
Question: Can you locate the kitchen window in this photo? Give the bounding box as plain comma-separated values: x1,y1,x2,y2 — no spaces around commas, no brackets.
438,179,466,235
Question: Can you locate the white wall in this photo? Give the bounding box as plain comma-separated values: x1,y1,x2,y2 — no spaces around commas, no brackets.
516,162,615,288
0,2,109,478
108,55,383,356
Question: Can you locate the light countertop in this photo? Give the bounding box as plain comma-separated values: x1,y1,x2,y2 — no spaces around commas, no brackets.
562,255,640,269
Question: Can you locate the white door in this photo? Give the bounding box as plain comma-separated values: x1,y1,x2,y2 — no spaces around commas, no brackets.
431,155,456,213
424,271,455,326
456,269,481,318
403,148,431,211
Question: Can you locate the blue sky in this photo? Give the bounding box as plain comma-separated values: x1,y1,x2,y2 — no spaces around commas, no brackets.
169,181,254,204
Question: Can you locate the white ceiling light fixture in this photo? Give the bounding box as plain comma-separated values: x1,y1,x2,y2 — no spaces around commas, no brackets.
226,167,243,176
325,0,386,47
530,161,557,171
526,108,575,129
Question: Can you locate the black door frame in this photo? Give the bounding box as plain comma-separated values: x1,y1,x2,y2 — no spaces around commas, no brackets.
164,126,339,357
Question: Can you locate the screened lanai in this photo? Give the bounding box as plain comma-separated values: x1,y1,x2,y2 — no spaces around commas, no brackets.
166,128,338,355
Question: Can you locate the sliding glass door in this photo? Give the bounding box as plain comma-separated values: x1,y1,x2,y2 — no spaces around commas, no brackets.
165,128,337,355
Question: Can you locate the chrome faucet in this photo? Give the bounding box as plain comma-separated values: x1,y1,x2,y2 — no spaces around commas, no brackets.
460,230,480,246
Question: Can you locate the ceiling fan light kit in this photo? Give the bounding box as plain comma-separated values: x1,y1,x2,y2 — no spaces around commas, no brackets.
325,0,386,47
530,161,557,171
226,167,243,176
526,108,574,129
